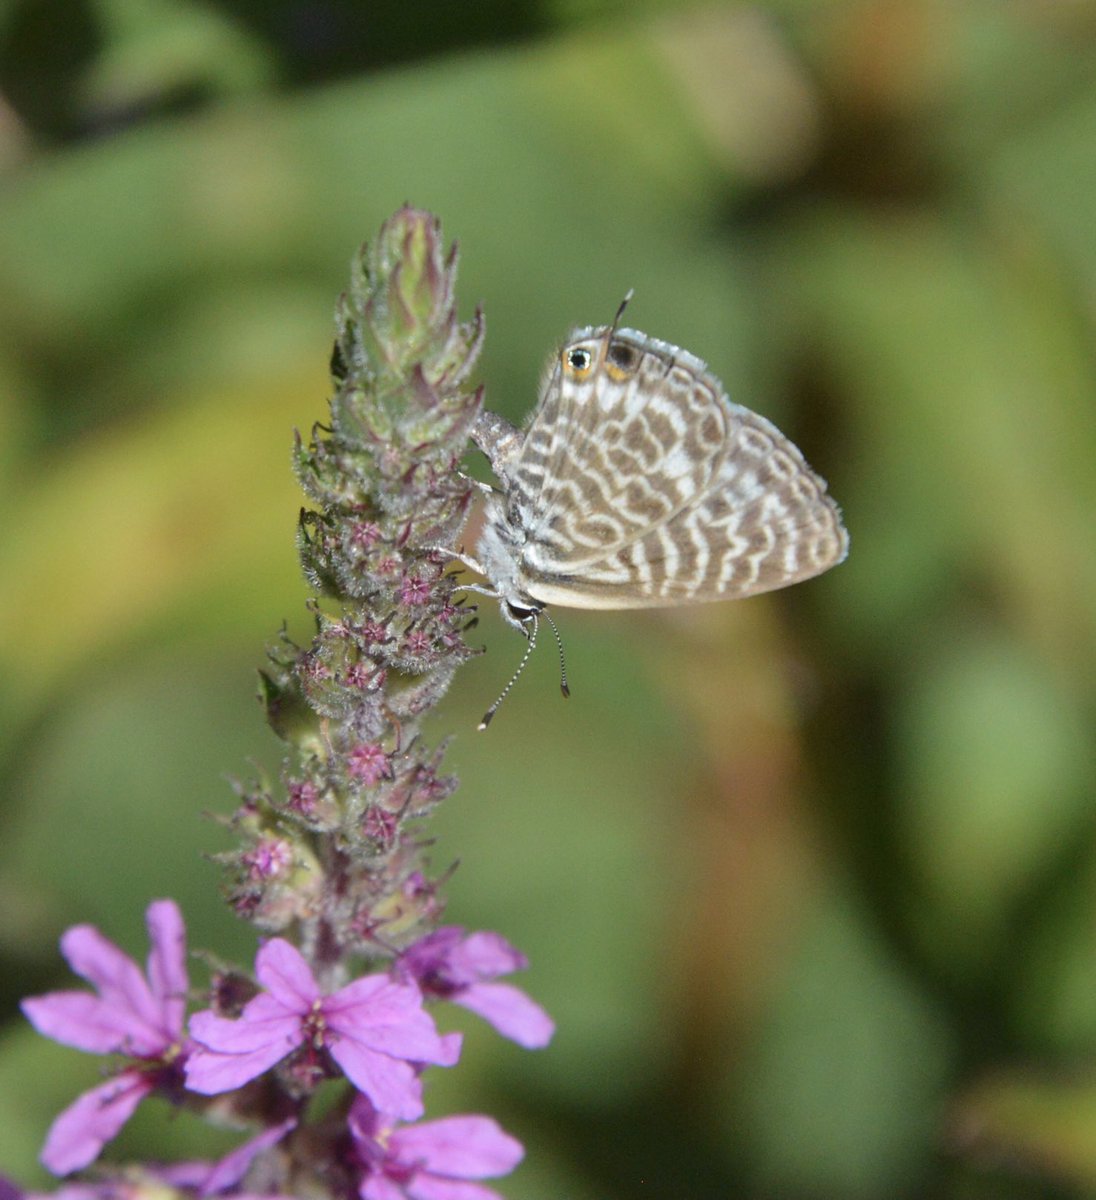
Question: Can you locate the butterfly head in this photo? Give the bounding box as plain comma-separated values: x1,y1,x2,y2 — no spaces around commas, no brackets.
556,286,640,385
558,330,647,388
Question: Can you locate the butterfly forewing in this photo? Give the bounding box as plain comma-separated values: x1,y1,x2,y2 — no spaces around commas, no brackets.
518,330,728,571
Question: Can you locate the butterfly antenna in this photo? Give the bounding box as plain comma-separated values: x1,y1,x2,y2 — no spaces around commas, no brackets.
479,613,540,730
542,610,570,698
609,288,635,339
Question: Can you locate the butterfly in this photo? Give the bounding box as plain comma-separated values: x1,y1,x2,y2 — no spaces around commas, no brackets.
461,298,848,725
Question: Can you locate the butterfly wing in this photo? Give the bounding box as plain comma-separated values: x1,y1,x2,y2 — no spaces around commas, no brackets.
510,329,730,574
516,348,848,610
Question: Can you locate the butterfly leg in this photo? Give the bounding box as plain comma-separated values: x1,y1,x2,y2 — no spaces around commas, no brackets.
456,472,497,498
425,544,489,574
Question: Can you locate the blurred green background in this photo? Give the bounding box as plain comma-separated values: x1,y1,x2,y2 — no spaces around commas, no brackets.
2,1,1095,1196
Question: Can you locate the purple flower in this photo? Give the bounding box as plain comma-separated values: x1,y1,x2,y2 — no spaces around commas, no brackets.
397,928,554,1050
242,839,293,881
287,780,319,815
351,521,382,549
185,939,456,1119
20,899,190,1176
348,743,391,786
398,575,432,607
349,1095,523,1200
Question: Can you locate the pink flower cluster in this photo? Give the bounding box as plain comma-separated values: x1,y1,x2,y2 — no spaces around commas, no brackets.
19,901,552,1200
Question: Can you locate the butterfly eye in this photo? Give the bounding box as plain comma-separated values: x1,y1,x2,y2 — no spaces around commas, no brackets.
565,347,592,374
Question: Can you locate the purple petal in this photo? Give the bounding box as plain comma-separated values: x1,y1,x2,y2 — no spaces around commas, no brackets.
391,1116,524,1179
436,1032,463,1067
185,1006,301,1095
328,1041,424,1120
450,933,527,981
22,992,161,1057
58,925,165,1034
399,928,465,977
40,1071,150,1175
402,1180,507,1200
325,972,396,1009
184,1039,291,1095
347,1092,383,1143
56,926,167,1048
452,984,554,1049
156,1136,303,1200
360,1176,404,1200
201,1117,297,1192
155,1160,211,1189
326,978,448,1063
399,930,531,1007
192,995,301,1052
144,900,187,1038
253,940,318,1011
